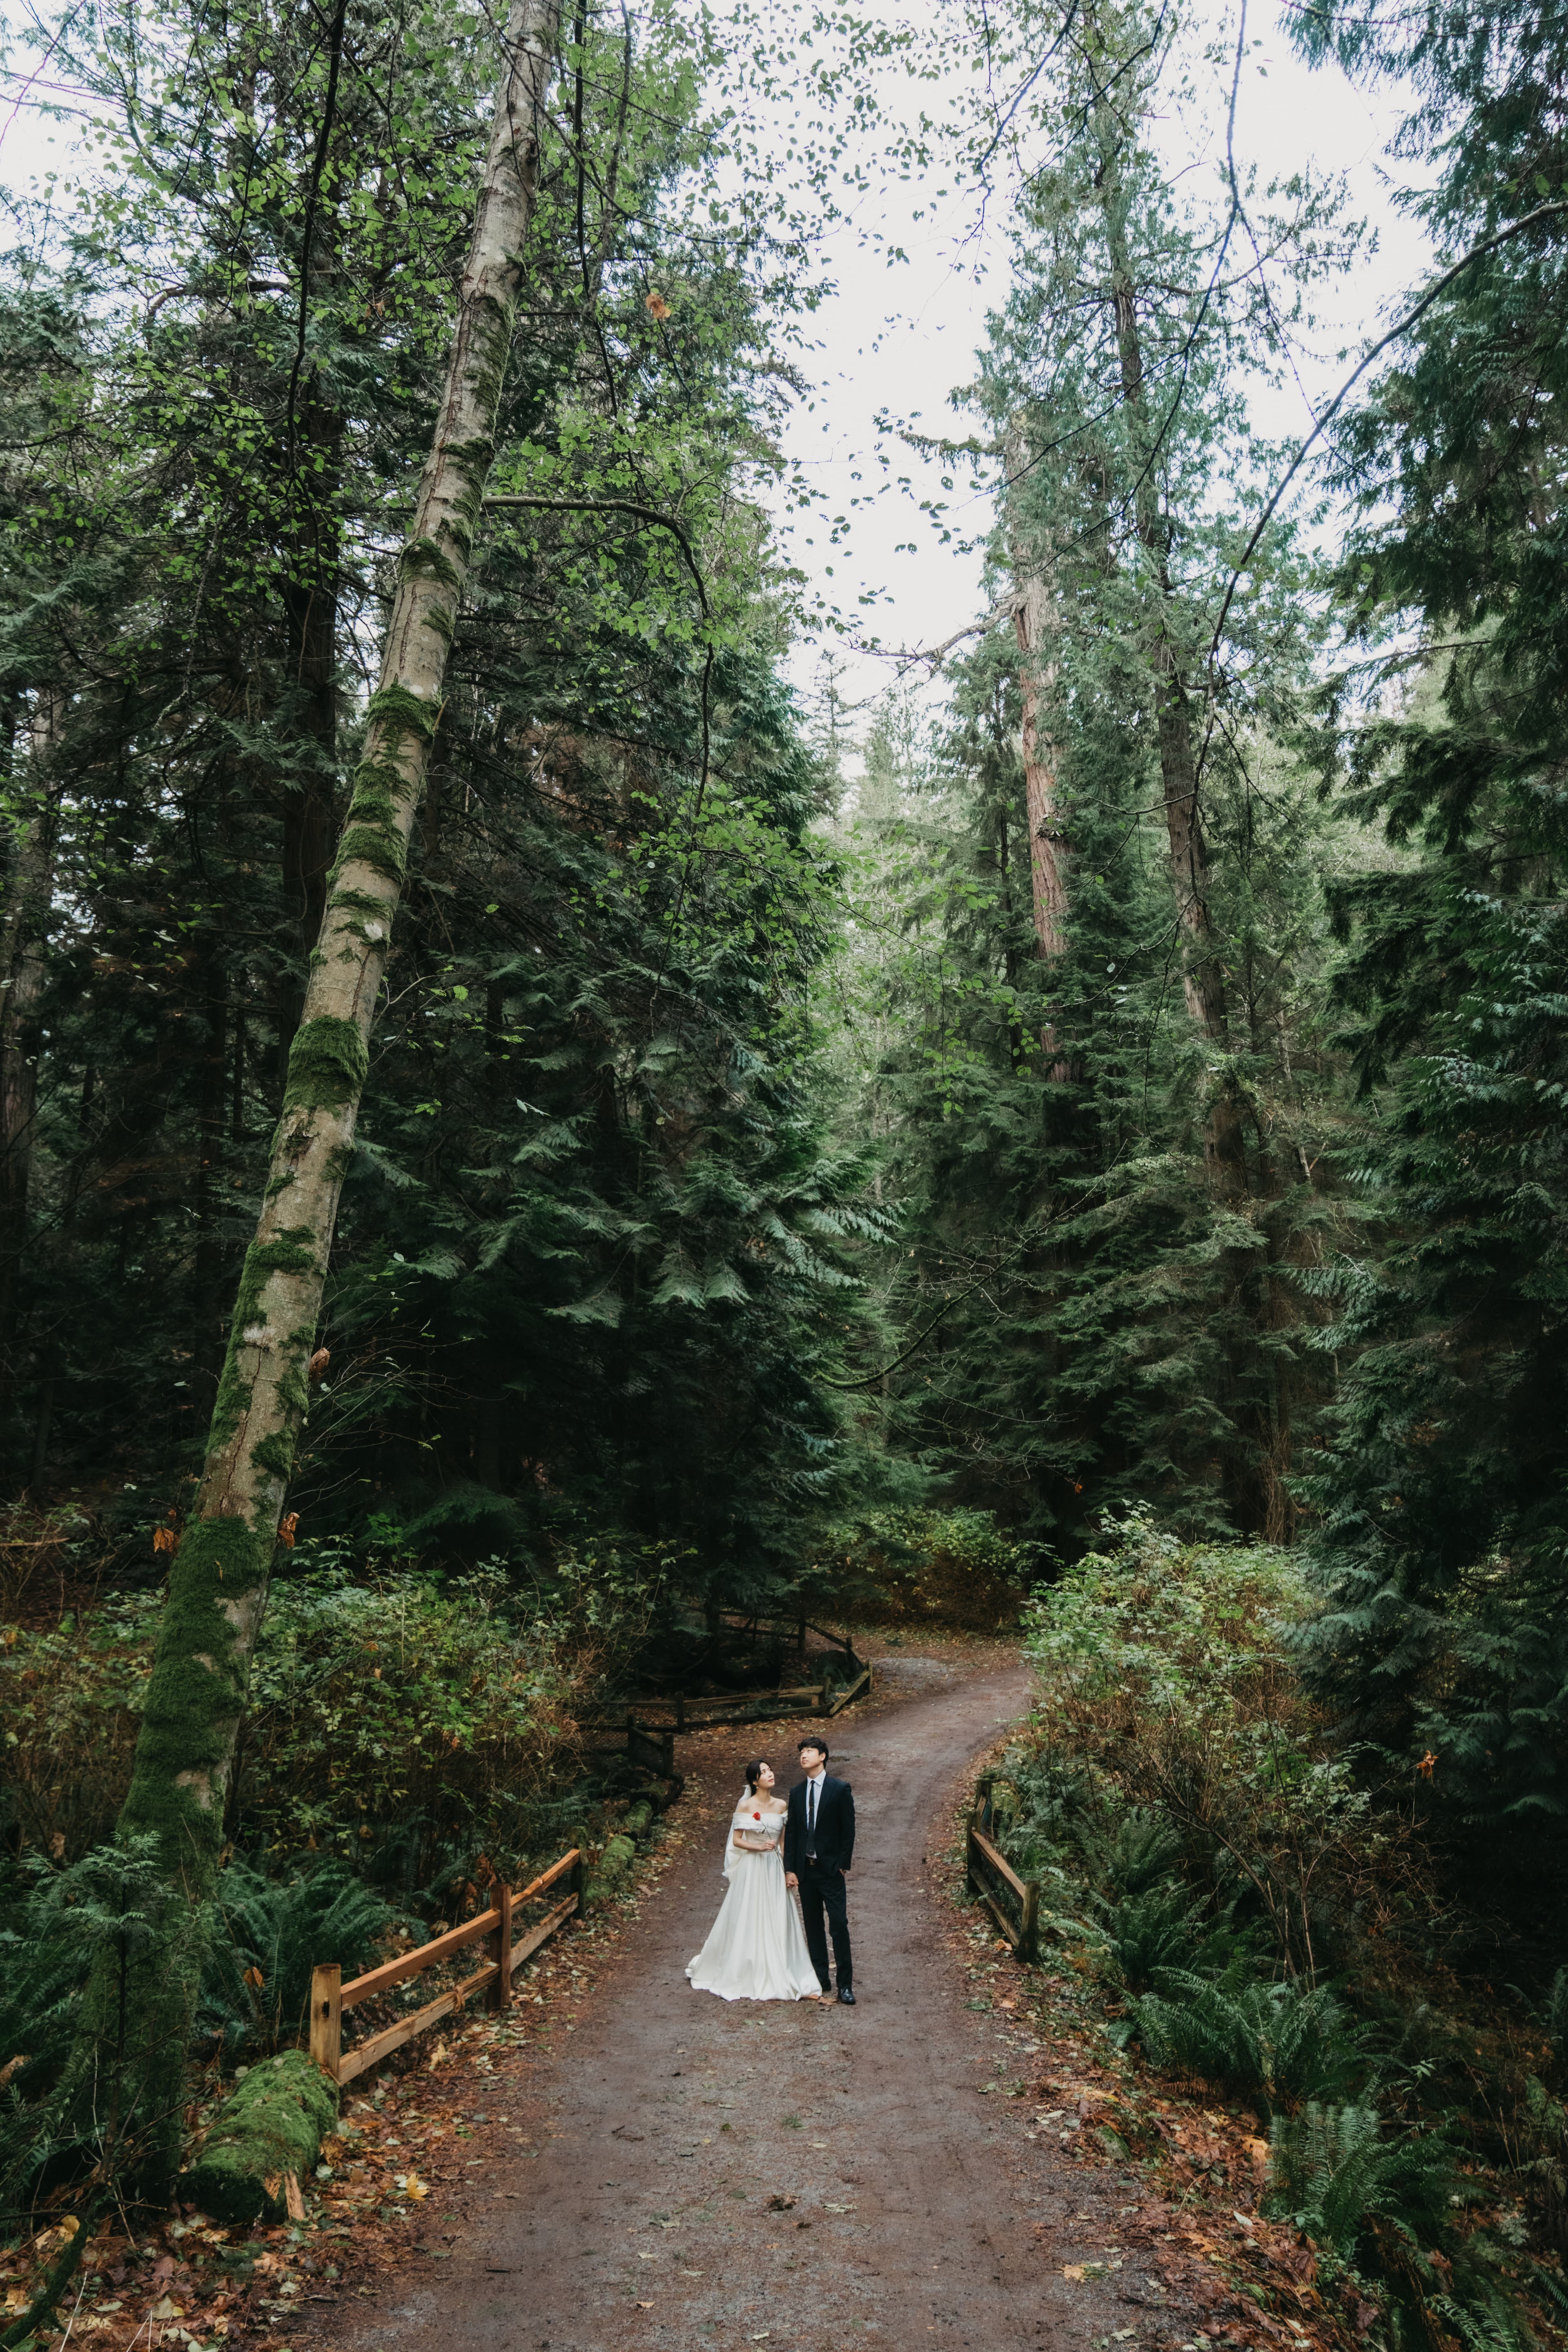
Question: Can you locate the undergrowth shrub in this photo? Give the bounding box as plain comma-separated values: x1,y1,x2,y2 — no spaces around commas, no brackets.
1267,2105,1531,2351
0,1538,646,1873
985,1509,1544,2348
1129,1970,1362,2113
1021,1506,1424,1974
814,1507,1031,1631
199,1861,397,2058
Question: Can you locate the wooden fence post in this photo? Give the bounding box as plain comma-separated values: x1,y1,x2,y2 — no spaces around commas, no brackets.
1018,1878,1040,1964
490,1881,513,2010
675,1691,686,1734
310,1963,342,2082
570,1850,586,1918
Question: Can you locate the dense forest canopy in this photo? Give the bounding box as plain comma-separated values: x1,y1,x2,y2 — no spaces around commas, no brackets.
1,0,1567,2292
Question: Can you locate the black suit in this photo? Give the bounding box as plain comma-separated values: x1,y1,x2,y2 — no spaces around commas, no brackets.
784,1771,855,1991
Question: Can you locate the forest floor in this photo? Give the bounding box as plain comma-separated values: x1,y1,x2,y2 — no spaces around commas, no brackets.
272,1636,1246,2352
21,1635,1365,2352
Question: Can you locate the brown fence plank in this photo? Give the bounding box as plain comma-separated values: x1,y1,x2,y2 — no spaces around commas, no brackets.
969,1823,1029,1904
511,1847,580,1907
341,1907,502,2010
506,1889,578,1971
827,1665,871,1717
978,1888,1021,1947
339,1960,499,2082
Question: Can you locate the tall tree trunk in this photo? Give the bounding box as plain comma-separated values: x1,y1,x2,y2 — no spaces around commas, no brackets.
1089,67,1245,1196
192,944,229,1408
1003,424,1071,1078
276,241,345,1075
71,0,562,2197
0,694,61,1411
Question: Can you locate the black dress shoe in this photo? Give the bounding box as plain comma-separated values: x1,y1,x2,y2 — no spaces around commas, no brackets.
836,1985,856,2005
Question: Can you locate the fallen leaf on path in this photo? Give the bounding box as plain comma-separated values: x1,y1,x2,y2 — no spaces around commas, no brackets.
766,2195,795,2211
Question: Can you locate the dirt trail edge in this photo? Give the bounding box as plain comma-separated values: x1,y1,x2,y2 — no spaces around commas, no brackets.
330,1655,1153,2352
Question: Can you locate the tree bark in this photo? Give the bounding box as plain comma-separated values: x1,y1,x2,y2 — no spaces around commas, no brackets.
79,0,563,2195
1003,425,1071,1077
1088,55,1245,1195
0,695,61,1406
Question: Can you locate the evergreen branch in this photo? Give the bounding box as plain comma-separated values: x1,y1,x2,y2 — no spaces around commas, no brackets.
1204,196,1568,685
484,491,715,986
817,1177,1113,1391
283,0,349,480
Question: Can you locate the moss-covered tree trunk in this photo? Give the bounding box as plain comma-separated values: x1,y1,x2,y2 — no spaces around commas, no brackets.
0,695,61,1407
76,0,562,2198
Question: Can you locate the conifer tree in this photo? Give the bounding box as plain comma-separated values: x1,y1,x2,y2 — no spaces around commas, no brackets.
47,0,565,2194
1286,0,1568,1902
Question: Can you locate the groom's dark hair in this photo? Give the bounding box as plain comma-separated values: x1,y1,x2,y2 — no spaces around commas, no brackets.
798,1737,829,1760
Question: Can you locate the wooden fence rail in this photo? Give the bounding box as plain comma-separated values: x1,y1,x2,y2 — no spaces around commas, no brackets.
596,1630,874,1739
309,1848,584,2085
966,1775,1040,1962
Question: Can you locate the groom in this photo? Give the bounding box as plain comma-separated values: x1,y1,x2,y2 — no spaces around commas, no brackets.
784,1736,855,2005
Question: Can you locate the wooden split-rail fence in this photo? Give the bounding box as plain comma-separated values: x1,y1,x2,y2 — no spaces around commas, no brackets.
966,1772,1040,1962
592,1620,873,1743
309,1847,584,2085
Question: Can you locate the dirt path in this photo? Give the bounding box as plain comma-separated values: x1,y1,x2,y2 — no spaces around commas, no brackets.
328,1654,1160,2352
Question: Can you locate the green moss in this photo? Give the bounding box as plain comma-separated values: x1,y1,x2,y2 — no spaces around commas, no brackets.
117,1511,278,1880
399,535,462,590
421,603,454,641
179,2052,339,2225
331,823,408,886
251,1428,296,1481
208,1229,319,1454
365,682,440,742
282,1015,369,1115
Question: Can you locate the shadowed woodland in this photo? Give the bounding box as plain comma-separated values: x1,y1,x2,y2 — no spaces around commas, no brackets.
2,0,1568,2344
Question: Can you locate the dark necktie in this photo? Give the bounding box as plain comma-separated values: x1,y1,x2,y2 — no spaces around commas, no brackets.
808,1777,818,1853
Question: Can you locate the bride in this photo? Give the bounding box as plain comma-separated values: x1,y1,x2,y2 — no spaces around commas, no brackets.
686,1759,824,2002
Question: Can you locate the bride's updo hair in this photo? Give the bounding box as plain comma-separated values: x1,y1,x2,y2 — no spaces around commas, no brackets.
742,1759,768,1795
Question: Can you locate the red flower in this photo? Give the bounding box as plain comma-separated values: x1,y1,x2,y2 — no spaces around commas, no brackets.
753,1811,762,1820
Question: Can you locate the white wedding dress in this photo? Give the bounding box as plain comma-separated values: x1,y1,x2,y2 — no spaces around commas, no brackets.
686,1793,823,2001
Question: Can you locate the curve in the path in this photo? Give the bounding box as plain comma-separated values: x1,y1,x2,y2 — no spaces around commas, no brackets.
337,1657,1147,2352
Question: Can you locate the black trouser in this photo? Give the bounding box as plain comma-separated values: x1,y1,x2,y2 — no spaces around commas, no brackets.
797,1859,852,1990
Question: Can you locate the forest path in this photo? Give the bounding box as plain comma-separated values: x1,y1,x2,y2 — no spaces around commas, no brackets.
330,1653,1150,2352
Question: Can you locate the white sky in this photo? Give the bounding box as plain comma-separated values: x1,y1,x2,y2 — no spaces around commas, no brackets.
0,0,1433,746
766,0,1434,735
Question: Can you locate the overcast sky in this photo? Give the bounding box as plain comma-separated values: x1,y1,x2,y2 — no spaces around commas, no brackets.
0,0,1432,744
763,0,1433,733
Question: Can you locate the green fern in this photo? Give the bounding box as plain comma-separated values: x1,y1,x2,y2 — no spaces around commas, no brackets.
1107,1884,1205,1993
200,1860,394,2057
1267,2104,1532,2352
1131,1971,1360,2110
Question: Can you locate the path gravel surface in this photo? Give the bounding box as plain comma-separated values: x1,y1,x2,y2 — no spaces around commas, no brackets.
329,1655,1167,2352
